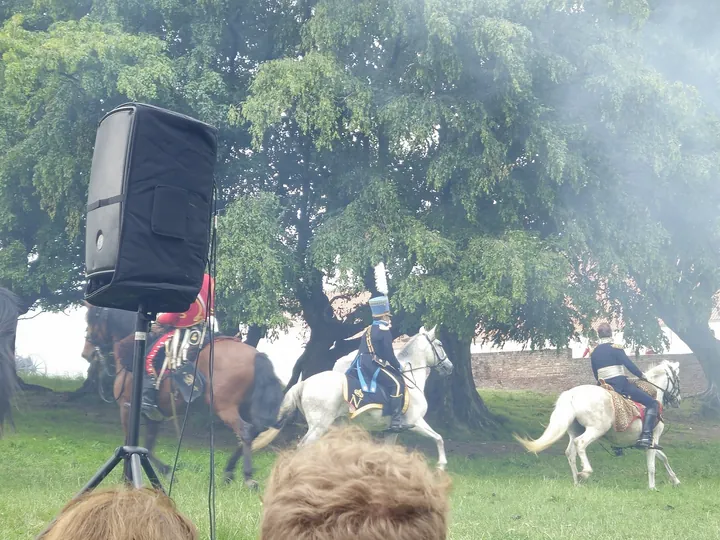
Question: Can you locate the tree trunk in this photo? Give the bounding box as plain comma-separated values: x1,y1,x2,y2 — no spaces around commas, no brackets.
664,321,720,415
244,324,267,348
66,361,103,400
286,264,366,389
425,330,499,431
286,332,337,388
655,300,720,416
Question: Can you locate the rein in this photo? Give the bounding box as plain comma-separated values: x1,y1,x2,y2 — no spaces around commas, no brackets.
396,334,448,390
86,316,127,404
643,365,681,408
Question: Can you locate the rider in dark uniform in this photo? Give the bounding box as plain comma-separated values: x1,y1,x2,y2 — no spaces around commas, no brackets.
357,295,412,433
590,322,658,449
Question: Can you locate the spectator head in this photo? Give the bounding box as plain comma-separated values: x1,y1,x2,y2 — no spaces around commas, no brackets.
597,322,613,339
261,426,451,540
38,487,197,540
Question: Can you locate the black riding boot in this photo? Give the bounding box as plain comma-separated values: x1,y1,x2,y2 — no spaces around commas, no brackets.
636,402,659,449
388,397,413,433
141,375,164,422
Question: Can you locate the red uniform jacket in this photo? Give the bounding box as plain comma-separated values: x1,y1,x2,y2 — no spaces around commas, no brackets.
157,274,215,328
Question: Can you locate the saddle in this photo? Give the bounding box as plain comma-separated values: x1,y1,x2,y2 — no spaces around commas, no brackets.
342,354,410,420
599,379,662,432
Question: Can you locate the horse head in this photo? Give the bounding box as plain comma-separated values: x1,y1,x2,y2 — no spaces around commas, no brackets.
84,305,110,350
416,326,453,377
83,304,135,358
646,360,681,408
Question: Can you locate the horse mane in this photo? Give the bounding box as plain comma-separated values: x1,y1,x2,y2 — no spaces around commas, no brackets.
87,305,136,338
397,332,426,364
644,360,675,377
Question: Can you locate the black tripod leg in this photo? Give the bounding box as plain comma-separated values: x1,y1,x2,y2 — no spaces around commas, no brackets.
78,447,125,495
129,453,144,490
140,454,165,493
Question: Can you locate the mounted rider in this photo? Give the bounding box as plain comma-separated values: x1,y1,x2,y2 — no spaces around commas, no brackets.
141,272,216,421
590,322,659,449
356,294,413,433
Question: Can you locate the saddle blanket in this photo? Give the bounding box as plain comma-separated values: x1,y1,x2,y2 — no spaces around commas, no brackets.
599,379,663,432
342,374,410,420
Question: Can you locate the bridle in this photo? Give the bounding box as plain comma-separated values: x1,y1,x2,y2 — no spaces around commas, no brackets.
85,309,124,403
401,334,451,388
645,364,681,408
423,334,448,365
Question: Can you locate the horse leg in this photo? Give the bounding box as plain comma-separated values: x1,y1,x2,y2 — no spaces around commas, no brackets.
654,450,680,487
574,427,604,482
145,420,170,476
120,402,130,438
116,372,131,438
216,406,257,490
409,417,447,471
652,423,680,487
384,433,399,446
565,435,579,486
645,446,659,490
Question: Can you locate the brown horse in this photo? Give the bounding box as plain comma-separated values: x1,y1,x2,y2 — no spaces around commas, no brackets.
82,304,285,489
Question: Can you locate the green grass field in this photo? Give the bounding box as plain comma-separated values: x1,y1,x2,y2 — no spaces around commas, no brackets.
2,375,720,539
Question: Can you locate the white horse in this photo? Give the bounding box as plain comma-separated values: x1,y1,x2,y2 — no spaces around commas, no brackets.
514,360,682,490
252,326,454,469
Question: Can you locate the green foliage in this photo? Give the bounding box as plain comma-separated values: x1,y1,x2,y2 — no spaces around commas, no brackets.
243,0,720,355
242,52,373,150
1,0,719,368
0,14,175,308
216,193,296,332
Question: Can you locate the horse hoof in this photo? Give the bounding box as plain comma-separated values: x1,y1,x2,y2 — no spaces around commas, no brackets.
577,471,591,482
245,479,259,491
436,463,447,472
223,473,235,485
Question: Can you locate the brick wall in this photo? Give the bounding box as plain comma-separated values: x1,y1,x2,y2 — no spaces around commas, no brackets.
471,349,706,395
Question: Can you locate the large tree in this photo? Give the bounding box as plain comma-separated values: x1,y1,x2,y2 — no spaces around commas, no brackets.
242,0,658,426
0,1,379,368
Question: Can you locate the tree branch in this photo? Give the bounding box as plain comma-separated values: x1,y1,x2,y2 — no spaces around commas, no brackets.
329,337,361,361
18,311,44,321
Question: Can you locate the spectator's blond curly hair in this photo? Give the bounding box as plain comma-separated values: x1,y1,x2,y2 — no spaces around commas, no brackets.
261,426,451,540
38,487,197,540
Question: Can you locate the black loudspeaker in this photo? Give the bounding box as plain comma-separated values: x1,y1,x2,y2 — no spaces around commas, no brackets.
84,103,218,313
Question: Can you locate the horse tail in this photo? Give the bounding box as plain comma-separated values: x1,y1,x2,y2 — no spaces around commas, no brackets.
250,352,285,434
514,391,575,454
0,288,19,437
252,380,304,452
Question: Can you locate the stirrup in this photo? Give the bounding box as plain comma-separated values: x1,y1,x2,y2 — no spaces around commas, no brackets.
387,418,413,433
635,438,653,450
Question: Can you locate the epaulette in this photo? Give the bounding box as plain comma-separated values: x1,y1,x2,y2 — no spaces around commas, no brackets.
377,324,391,331
612,344,623,349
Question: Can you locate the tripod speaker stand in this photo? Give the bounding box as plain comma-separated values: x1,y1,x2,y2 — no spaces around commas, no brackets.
77,305,164,494
36,103,217,538
36,306,164,539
